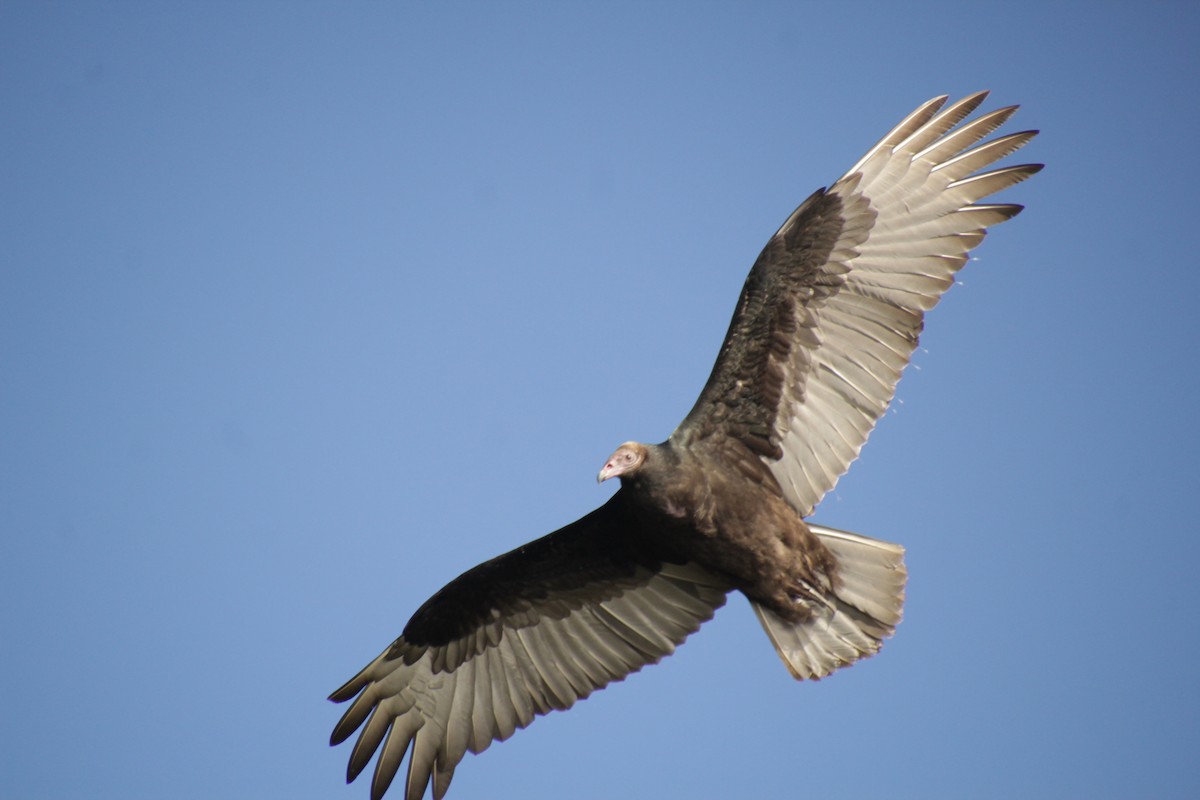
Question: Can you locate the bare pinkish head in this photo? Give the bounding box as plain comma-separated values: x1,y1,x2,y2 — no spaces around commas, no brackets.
597,442,648,483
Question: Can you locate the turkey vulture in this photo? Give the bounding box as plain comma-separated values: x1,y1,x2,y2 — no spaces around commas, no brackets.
329,91,1041,800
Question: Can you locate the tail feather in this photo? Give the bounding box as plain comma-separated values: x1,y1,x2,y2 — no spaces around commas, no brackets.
753,524,907,680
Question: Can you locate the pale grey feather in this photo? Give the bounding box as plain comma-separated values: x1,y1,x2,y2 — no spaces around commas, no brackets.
332,563,729,800
767,93,1040,517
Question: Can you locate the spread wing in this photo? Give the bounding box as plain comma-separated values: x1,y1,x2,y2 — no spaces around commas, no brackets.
328,492,731,800
673,91,1042,516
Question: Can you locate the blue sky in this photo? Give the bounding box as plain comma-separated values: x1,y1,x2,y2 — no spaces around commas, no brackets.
3,2,1198,799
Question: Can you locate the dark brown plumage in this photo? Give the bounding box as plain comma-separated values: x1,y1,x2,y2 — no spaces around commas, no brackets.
330,91,1042,800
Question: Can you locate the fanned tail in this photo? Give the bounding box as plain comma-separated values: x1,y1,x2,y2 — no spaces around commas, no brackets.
753,524,906,680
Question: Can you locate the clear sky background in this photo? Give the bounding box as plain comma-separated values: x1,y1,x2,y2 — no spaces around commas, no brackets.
3,3,1198,799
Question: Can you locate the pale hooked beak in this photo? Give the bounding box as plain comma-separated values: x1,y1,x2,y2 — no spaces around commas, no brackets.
597,459,621,484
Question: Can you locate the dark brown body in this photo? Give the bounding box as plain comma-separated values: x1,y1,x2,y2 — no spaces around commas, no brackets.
619,441,837,622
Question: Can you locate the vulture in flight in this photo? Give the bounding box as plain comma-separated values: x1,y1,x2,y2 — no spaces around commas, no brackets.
330,91,1041,800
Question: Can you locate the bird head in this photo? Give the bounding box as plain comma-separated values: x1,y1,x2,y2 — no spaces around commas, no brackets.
597,442,648,483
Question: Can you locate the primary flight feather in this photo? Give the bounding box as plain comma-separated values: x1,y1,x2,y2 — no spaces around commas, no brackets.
329,91,1042,800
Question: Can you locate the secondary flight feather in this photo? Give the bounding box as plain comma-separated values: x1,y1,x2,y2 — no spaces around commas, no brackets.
329,91,1042,800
